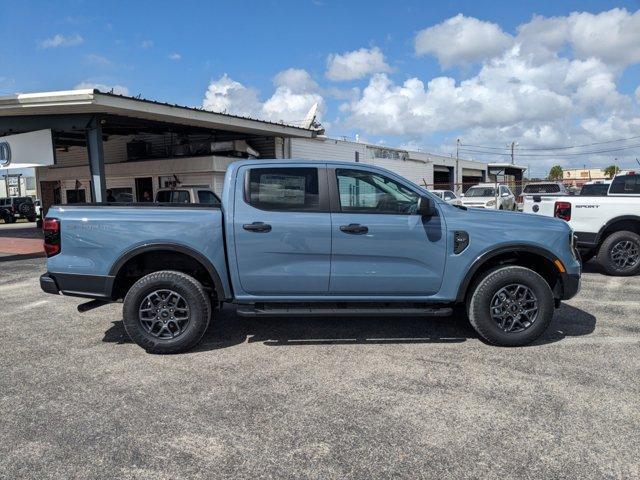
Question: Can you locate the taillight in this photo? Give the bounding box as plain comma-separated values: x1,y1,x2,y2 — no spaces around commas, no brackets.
554,201,571,221
43,218,61,257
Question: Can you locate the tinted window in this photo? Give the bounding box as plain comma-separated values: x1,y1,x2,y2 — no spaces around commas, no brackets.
14,197,33,204
66,190,86,203
609,175,640,194
247,168,319,211
580,184,609,196
156,190,191,203
523,184,561,194
336,169,419,214
444,191,455,200
197,190,220,205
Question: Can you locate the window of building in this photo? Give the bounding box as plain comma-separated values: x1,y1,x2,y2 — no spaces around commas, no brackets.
66,189,86,203
247,168,320,211
335,169,418,214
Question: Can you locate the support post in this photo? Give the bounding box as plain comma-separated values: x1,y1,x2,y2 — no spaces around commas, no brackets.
86,116,106,202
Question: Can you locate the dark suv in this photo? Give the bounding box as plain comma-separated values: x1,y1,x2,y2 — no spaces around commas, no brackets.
0,197,37,223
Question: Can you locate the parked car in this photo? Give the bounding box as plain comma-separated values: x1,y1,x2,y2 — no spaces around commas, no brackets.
430,189,462,206
461,184,516,210
524,171,640,275
516,182,571,211
40,160,581,353
579,180,611,196
0,196,37,223
155,186,221,205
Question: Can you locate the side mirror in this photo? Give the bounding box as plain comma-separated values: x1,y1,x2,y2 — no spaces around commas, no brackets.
417,196,436,216
460,193,465,197
501,192,509,197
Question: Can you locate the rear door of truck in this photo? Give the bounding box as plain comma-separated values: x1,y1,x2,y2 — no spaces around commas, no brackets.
232,163,332,295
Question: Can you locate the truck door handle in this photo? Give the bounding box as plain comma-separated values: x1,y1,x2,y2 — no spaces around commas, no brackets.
340,223,368,235
243,222,272,233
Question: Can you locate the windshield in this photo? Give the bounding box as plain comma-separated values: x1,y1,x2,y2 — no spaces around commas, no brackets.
431,191,444,199
465,187,495,197
523,184,561,194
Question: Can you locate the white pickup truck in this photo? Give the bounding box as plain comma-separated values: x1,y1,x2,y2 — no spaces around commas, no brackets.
523,171,640,276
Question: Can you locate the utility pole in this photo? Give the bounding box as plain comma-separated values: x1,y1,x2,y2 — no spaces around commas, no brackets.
510,141,515,165
456,138,460,194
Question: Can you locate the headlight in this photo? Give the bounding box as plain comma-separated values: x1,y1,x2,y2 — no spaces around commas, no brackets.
486,199,496,206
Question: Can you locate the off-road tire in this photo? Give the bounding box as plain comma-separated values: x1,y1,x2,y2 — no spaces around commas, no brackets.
467,266,555,346
596,230,640,277
123,270,211,354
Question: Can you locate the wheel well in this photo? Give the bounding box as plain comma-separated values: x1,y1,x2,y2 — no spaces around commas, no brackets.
462,251,561,303
599,218,640,244
111,250,218,301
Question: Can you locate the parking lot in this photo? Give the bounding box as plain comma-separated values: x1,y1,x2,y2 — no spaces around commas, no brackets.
1,252,639,479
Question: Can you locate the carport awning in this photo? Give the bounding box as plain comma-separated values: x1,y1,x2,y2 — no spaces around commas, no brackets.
0,89,320,138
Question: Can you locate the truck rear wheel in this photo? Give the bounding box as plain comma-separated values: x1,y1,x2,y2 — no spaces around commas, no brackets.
123,270,211,354
596,231,640,276
467,266,554,346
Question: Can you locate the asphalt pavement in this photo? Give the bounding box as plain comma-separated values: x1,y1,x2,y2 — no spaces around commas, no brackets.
0,257,638,479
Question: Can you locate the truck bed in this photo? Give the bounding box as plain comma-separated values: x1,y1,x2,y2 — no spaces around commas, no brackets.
44,204,229,299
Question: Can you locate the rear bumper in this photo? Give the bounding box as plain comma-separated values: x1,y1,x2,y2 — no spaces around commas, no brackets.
40,273,60,295
40,272,114,300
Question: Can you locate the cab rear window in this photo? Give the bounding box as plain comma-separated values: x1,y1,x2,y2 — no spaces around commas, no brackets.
609,175,640,194
523,184,560,194
156,190,190,203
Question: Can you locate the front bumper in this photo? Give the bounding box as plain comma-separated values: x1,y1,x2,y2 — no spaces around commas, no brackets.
559,273,581,300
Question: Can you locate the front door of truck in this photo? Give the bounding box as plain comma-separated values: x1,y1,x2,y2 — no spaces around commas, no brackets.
233,165,331,295
329,167,446,296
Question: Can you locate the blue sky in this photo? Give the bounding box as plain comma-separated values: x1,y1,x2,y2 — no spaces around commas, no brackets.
2,0,640,177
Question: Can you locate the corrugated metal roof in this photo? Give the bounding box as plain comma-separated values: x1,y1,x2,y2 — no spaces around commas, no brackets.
0,89,322,138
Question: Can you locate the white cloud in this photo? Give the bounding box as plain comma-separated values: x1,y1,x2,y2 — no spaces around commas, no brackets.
326,47,391,81
168,53,181,60
85,54,113,66
202,74,261,117
202,69,324,125
340,9,640,169
74,82,129,96
141,40,153,49
414,14,512,67
40,33,83,49
567,8,640,67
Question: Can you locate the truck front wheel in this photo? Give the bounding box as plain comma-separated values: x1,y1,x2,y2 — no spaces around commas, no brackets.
123,270,211,354
596,231,640,276
467,266,555,346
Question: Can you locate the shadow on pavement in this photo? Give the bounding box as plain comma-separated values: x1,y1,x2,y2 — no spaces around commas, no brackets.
102,303,596,352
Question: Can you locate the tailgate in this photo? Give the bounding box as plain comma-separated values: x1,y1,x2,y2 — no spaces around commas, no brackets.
522,196,557,217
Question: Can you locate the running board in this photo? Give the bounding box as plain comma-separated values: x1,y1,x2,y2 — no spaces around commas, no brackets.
236,306,453,318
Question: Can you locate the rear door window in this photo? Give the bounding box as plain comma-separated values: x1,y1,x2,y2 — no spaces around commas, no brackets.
247,168,320,211
609,175,640,194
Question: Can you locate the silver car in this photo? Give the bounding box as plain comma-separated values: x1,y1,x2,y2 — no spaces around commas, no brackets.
430,189,462,206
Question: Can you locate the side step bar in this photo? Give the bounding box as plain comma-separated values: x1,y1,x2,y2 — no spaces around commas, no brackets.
237,306,453,318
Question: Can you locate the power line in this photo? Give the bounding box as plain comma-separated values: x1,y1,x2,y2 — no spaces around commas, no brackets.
461,133,640,152
459,142,640,157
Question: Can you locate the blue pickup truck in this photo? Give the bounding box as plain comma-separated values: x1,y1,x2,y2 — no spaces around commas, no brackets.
41,160,581,353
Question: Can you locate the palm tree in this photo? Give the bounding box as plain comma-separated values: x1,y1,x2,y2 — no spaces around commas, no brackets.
548,165,563,181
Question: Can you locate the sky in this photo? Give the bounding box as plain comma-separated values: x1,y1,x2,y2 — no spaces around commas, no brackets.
2,0,640,178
